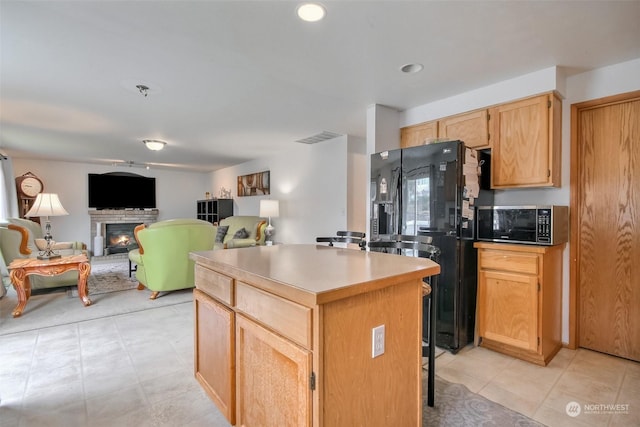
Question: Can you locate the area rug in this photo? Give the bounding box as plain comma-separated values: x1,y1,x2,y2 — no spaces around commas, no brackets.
68,260,137,297
423,375,545,426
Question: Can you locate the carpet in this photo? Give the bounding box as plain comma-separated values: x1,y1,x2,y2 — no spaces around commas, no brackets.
68,260,138,297
423,374,545,426
0,260,193,336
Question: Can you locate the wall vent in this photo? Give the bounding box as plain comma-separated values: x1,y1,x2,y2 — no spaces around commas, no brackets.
295,131,342,144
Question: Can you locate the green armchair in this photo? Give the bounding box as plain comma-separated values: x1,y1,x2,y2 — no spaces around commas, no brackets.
213,215,268,249
0,219,86,292
128,218,215,299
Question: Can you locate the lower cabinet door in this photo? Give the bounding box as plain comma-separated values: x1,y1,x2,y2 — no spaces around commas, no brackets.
194,289,235,424
478,270,539,352
236,314,312,427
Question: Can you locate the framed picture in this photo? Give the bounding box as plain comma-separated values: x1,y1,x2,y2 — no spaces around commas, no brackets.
237,170,270,197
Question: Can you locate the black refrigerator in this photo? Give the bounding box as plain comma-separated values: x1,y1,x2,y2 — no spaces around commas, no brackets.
370,140,493,353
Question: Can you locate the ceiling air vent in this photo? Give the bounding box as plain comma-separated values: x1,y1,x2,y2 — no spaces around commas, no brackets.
295,131,342,145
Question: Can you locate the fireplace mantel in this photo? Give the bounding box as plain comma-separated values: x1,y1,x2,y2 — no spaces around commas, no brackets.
89,209,158,257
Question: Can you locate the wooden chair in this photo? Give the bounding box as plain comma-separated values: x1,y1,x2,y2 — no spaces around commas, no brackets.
368,235,441,407
316,231,366,250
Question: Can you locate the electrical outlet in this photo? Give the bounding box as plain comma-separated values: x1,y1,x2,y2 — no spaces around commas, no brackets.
372,325,385,358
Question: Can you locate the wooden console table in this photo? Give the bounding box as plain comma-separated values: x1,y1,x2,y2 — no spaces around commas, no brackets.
8,254,92,317
190,244,440,426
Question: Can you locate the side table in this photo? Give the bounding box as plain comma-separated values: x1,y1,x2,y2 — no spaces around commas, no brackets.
8,253,92,317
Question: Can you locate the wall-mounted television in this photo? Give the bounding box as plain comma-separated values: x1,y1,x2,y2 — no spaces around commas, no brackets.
88,172,156,209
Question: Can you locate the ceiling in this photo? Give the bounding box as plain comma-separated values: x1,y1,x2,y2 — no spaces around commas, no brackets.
2,1,639,172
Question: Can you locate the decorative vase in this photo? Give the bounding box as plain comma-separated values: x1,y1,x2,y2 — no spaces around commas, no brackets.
94,222,104,256
94,235,104,257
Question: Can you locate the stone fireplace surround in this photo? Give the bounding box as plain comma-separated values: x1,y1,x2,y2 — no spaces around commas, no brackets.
89,209,158,259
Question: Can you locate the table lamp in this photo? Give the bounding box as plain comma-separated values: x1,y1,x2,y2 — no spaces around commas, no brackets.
25,193,69,260
259,199,279,246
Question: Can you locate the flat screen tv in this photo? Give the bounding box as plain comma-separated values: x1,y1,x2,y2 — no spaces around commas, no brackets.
88,172,156,209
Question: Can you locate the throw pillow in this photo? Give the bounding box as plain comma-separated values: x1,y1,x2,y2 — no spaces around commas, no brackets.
233,227,249,239
215,226,229,243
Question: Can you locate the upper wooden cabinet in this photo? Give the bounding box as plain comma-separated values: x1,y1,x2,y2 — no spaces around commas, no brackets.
490,92,562,188
400,120,437,148
437,109,490,149
400,110,490,149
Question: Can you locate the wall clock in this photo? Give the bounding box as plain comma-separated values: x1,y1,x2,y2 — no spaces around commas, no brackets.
15,172,44,219
17,173,44,198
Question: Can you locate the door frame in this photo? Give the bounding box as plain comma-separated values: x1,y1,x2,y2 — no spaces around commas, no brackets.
568,90,640,349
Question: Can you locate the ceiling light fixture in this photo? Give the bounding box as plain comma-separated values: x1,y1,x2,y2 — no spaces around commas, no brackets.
136,84,150,97
142,139,167,151
400,63,424,74
297,3,326,22
113,161,150,170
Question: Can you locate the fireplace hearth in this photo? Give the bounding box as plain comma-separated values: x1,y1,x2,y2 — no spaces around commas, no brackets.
89,209,159,258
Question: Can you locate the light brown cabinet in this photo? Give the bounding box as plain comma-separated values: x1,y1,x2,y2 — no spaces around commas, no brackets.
236,314,312,426
400,120,437,148
192,245,439,426
400,110,490,149
437,109,491,149
194,289,235,424
398,92,562,188
490,92,562,188
474,242,564,366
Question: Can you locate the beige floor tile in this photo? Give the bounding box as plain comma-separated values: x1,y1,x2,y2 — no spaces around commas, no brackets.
478,381,542,417
534,403,605,427
436,365,489,393
540,386,614,427
440,350,505,383
566,349,627,387
611,376,640,427
548,347,579,368
502,357,565,385
433,349,456,369
489,365,557,401
463,345,517,365
552,369,620,405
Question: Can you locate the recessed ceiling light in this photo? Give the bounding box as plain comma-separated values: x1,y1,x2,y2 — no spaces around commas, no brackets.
400,63,424,74
297,3,326,22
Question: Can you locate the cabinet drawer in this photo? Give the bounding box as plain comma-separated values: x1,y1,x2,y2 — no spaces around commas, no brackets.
479,250,539,275
236,281,312,349
195,264,234,306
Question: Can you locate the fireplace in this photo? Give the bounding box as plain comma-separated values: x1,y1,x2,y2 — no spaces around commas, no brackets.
89,209,159,259
105,223,139,254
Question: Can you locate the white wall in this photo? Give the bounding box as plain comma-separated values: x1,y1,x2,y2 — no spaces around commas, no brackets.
208,136,356,244
347,136,367,234
394,58,640,344
10,158,209,246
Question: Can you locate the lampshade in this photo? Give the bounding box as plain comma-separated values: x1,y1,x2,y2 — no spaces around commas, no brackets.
260,200,279,218
25,193,69,217
142,139,167,151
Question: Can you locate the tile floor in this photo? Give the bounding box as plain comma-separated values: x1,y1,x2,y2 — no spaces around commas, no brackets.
435,344,640,426
0,302,231,427
1,301,639,427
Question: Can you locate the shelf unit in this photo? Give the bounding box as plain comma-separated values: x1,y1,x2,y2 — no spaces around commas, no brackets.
196,199,233,225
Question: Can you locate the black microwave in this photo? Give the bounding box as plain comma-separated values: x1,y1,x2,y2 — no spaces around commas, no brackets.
476,205,568,245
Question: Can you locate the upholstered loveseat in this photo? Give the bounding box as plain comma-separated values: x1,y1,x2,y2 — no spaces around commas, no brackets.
213,215,267,249
128,218,215,299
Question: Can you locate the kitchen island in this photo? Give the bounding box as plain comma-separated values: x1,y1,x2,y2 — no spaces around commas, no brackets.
190,244,440,427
